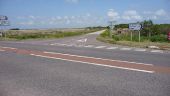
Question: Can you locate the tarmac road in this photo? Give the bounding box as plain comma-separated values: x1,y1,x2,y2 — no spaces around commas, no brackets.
0,30,170,96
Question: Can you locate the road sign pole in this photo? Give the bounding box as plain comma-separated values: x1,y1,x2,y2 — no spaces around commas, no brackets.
109,22,113,38
139,30,141,42
131,31,132,41
108,21,116,38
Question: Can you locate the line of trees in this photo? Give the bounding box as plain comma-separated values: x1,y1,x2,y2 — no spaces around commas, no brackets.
114,20,170,36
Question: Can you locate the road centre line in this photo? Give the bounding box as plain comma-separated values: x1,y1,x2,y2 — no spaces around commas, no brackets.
151,50,163,53
120,48,132,50
2,47,17,50
30,54,154,73
134,48,146,52
106,47,118,50
95,46,106,49
43,51,153,66
84,45,94,48
0,46,169,73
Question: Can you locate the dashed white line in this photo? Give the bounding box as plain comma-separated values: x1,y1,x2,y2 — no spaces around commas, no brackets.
50,44,55,45
134,48,146,52
84,45,94,48
151,50,163,53
120,48,132,50
95,46,106,49
43,51,153,66
49,43,165,54
106,47,118,50
30,53,154,73
2,47,17,50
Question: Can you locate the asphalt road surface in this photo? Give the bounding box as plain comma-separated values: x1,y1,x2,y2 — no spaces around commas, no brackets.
0,30,170,96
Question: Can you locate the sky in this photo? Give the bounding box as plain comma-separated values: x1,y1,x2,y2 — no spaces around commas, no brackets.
0,0,170,29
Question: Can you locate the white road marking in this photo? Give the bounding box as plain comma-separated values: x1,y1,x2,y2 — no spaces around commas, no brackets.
43,51,153,66
134,48,146,52
50,44,55,45
2,47,17,50
151,50,163,53
30,54,154,73
84,45,94,48
77,38,87,42
106,47,118,50
120,48,132,50
95,46,106,49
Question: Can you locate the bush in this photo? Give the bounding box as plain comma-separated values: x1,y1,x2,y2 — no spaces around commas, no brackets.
100,30,109,37
150,35,167,42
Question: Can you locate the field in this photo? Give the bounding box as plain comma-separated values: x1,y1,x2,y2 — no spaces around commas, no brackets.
1,28,101,40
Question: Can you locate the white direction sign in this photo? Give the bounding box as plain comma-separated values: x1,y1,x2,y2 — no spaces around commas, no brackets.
0,16,8,20
129,23,141,30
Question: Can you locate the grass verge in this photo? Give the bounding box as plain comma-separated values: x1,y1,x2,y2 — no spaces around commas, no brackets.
97,30,170,50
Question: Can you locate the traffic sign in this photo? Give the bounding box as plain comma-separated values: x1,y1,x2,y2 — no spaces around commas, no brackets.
129,23,141,30
0,16,8,20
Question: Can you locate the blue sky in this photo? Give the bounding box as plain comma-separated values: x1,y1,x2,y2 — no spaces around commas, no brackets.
1,0,170,29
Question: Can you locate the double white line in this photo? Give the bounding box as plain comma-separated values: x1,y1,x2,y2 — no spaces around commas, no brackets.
30,51,154,73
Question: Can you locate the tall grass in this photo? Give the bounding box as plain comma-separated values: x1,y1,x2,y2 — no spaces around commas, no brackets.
5,28,102,40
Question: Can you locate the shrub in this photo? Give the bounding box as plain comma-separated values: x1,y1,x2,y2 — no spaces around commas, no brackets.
100,30,109,37
150,35,167,42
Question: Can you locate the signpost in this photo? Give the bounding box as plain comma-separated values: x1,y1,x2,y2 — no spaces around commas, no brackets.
108,21,116,38
129,23,142,42
0,16,8,20
0,15,10,38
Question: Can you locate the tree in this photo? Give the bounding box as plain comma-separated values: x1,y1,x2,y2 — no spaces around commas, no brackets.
141,20,153,38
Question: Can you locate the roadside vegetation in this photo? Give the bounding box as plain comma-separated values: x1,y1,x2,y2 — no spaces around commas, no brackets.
97,20,170,50
1,27,104,40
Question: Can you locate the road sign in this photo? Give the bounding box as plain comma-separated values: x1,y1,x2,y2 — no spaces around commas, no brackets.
0,16,8,20
0,20,10,26
108,21,116,38
129,23,141,30
168,32,170,40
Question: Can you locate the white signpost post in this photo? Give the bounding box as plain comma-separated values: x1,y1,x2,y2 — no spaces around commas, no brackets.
129,23,142,42
108,21,116,38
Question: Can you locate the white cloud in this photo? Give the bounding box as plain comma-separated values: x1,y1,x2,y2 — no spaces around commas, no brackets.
57,16,62,20
29,15,36,19
18,21,34,25
155,9,167,16
142,9,168,20
143,11,153,15
107,9,120,21
66,0,79,3
122,10,142,20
